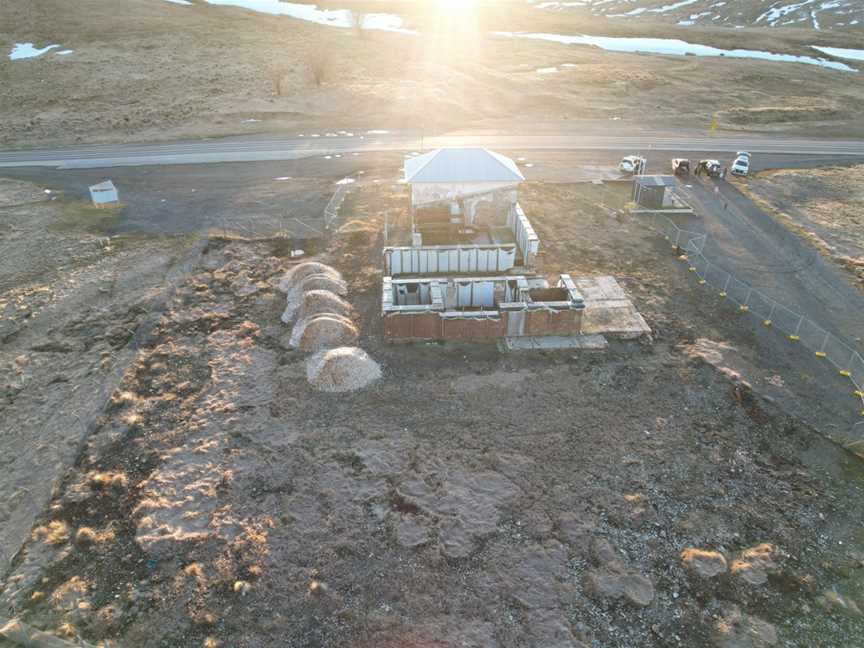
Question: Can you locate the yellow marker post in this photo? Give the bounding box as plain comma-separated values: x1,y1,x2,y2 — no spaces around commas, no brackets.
698,280,706,285
719,292,727,298
763,320,772,327
839,370,851,377
815,351,827,358
789,335,800,341
739,305,749,312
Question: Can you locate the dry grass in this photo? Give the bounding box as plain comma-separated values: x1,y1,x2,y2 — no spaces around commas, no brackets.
33,520,71,546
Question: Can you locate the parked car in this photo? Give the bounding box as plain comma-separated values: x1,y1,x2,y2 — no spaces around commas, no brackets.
731,151,751,176
672,158,690,176
696,159,722,178
619,155,646,175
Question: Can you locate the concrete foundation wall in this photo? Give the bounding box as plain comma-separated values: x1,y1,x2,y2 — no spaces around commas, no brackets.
384,307,582,342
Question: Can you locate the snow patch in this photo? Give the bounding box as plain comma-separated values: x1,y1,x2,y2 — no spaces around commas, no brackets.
9,43,60,60
812,45,864,61
203,1,414,33
494,32,857,72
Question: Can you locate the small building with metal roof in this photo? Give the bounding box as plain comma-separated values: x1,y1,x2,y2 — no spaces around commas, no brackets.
89,180,119,207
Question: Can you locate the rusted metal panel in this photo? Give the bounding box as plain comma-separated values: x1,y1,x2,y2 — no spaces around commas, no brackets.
442,316,504,340
384,314,412,340
411,312,443,339
524,309,582,336
384,312,443,341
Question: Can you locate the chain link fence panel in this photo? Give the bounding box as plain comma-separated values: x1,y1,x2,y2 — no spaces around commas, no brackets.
725,276,751,307
647,211,864,429
747,289,775,323
797,317,831,356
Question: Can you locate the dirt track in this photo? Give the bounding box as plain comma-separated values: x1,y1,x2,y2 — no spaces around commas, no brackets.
2,177,864,647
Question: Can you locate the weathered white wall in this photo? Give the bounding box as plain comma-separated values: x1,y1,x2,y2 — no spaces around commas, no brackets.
411,181,516,205
509,203,540,267
384,245,517,275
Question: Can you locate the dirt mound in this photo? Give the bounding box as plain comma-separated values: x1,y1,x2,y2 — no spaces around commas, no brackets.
338,219,378,234
278,261,342,294
283,289,355,325
282,274,350,323
306,347,381,392
289,313,359,352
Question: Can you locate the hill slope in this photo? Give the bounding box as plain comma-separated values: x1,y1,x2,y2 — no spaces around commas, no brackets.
532,0,864,31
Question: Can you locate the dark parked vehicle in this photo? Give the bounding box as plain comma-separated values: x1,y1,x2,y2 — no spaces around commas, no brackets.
672,158,690,176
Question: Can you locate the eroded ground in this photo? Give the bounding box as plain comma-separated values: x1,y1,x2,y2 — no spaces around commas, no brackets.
2,179,864,647
738,164,864,292
0,179,198,580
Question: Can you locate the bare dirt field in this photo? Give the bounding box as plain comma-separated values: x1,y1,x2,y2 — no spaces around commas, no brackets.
3,176,864,647
2,0,864,149
0,178,198,587
737,164,864,292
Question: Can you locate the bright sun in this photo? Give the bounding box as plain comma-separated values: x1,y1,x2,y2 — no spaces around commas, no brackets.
435,0,478,9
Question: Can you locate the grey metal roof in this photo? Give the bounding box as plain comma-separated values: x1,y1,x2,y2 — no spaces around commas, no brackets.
634,175,677,187
89,180,116,192
404,148,525,184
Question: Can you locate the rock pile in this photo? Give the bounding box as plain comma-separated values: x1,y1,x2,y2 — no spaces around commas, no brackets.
282,289,354,325
277,261,381,391
306,347,382,392
277,261,342,294
288,314,359,352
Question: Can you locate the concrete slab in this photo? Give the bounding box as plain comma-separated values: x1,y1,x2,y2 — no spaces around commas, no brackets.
574,276,652,340
501,334,608,351
573,275,627,301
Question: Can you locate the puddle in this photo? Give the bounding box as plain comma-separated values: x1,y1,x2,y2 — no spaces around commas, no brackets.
536,66,559,74
164,0,193,4
9,43,61,60
366,130,391,135
56,50,74,56
812,46,864,61
336,178,356,185
494,32,857,72
203,1,414,33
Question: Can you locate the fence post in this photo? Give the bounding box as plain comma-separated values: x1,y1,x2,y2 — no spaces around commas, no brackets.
815,332,830,358
699,260,709,284
839,351,856,377
789,316,803,341
764,303,775,326
740,288,751,312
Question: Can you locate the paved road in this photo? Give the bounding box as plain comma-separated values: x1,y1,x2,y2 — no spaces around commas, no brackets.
2,131,864,169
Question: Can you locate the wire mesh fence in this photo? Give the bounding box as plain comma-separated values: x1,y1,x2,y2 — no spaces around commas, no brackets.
651,213,864,434
324,183,350,230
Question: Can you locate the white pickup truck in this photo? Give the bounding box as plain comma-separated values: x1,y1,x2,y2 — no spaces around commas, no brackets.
731,151,751,177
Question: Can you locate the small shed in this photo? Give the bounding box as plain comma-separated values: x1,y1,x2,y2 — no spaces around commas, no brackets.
89,180,118,207
632,175,676,210
404,148,524,222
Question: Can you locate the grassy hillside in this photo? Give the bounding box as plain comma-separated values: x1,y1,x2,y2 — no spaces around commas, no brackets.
1,0,863,148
